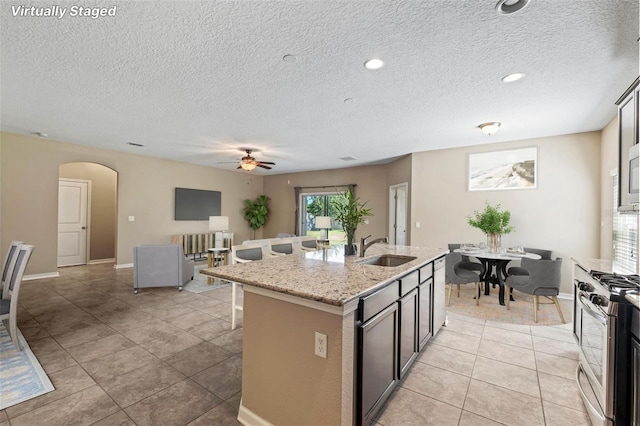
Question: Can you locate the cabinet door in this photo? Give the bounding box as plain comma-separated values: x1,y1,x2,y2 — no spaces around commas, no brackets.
399,288,419,378
418,278,432,350
358,303,398,425
433,257,446,336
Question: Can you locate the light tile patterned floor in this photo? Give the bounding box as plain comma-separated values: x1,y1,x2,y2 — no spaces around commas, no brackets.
375,311,590,426
0,263,589,425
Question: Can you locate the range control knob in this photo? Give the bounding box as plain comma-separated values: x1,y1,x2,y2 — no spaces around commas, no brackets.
577,282,593,292
589,294,604,306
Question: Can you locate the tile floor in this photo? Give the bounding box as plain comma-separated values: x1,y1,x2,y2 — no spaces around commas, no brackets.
0,263,590,425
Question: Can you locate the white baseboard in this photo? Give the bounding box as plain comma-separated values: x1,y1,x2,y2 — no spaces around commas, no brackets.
237,400,273,426
23,272,59,281
558,292,573,300
114,263,133,269
88,258,116,265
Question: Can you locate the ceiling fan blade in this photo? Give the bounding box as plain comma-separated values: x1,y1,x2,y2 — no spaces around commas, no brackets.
257,161,275,165
236,165,242,169
257,164,272,170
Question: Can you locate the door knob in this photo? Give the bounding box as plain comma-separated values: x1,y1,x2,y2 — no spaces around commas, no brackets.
82,226,86,230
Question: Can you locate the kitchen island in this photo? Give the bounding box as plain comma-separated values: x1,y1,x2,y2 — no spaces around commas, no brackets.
201,243,447,426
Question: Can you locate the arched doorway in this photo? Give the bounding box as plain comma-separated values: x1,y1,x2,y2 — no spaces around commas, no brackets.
58,162,118,267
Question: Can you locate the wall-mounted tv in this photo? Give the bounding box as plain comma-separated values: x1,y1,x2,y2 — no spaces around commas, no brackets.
174,188,221,221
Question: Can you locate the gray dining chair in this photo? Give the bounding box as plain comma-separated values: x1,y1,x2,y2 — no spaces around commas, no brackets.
445,252,483,306
448,244,484,273
505,257,565,323
507,247,553,276
0,244,34,350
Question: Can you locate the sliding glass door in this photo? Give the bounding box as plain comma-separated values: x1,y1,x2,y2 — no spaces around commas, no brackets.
299,192,345,243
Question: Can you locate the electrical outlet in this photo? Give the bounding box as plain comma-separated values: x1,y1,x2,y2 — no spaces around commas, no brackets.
315,332,327,359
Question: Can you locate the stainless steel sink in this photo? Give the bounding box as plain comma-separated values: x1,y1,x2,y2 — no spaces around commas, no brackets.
357,254,417,267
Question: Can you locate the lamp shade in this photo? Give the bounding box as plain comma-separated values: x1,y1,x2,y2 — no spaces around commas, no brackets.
315,216,332,229
209,216,229,231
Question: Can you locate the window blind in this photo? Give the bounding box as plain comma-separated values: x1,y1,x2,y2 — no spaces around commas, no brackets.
612,175,638,274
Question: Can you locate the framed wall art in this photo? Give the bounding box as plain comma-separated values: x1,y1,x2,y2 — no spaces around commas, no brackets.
468,146,537,191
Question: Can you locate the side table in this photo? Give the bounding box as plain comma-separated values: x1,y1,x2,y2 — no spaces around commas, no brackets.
207,247,230,284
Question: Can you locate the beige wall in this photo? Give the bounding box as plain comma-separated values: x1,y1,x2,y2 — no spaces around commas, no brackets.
262,165,392,243
59,162,118,261
0,132,264,275
410,132,602,294
242,292,346,425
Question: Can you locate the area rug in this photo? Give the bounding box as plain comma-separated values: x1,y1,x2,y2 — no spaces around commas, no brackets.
183,265,232,294
446,285,573,326
0,324,54,410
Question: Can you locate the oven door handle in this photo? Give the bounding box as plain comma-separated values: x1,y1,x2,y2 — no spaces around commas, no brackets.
577,293,608,326
575,364,606,423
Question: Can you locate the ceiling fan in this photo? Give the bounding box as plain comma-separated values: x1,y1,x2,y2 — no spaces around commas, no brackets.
223,149,276,171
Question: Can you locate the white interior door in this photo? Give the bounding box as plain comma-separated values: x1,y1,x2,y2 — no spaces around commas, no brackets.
389,183,408,245
58,179,88,267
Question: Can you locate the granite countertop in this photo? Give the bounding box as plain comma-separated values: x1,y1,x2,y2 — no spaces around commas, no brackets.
200,243,447,306
572,257,614,274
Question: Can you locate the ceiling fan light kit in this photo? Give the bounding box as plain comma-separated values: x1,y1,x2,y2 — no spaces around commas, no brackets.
478,122,501,135
234,149,276,171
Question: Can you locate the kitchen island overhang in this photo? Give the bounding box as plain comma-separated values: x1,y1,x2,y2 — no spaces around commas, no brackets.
201,244,448,426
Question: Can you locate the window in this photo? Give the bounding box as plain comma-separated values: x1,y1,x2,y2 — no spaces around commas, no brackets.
613,174,638,274
298,192,345,243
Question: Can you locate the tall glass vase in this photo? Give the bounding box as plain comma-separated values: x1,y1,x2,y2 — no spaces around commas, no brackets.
487,233,501,253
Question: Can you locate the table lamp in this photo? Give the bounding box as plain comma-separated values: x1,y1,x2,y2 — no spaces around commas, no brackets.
315,216,332,241
209,216,229,248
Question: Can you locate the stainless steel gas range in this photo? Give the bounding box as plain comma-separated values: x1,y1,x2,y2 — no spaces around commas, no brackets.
573,262,639,426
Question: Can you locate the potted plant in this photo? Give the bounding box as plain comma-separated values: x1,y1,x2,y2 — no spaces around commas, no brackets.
243,195,271,239
467,202,514,253
330,190,373,255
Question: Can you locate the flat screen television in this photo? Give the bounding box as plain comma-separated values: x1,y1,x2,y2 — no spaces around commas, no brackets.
174,188,221,220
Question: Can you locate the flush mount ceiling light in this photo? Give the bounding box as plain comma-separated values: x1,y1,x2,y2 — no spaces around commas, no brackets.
364,58,384,70
495,0,530,14
478,122,501,135
282,54,298,63
502,72,525,83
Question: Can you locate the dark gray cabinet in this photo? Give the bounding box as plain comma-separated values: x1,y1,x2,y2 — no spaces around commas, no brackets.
399,288,418,378
615,76,639,213
356,256,445,425
418,265,433,350
357,301,398,426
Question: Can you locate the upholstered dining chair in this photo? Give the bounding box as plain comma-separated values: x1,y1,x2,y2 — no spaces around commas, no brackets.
297,236,318,252
447,244,484,274
507,248,553,276
1,240,24,298
445,252,483,306
505,257,565,323
270,240,294,256
230,243,266,330
0,244,34,350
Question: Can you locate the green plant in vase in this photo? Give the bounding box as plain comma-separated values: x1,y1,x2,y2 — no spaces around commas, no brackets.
467,202,514,253
330,190,373,255
243,195,271,239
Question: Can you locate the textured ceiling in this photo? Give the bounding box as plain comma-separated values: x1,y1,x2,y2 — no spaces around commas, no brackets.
1,1,638,174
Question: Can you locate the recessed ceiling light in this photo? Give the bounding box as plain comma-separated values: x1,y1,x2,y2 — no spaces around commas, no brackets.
502,72,525,83
282,54,298,63
364,58,384,70
495,0,530,14
33,132,48,138
340,156,357,161
344,98,354,104
478,122,501,135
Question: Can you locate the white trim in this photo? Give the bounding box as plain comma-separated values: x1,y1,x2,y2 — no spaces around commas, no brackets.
114,263,133,269
558,292,573,300
388,182,408,245
23,272,59,281
88,258,115,265
243,285,359,316
237,400,273,426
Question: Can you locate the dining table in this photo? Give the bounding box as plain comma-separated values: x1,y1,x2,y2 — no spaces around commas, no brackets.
453,248,542,305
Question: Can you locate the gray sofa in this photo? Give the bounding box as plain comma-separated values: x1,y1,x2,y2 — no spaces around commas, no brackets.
133,244,194,293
